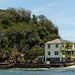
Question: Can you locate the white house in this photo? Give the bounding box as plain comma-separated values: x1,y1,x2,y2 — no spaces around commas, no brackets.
45,39,75,62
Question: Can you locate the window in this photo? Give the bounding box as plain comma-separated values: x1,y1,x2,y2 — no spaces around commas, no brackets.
48,51,50,55
54,51,59,55
62,44,64,47
48,44,50,48
56,44,58,48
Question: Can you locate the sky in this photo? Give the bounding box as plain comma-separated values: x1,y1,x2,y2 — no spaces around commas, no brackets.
0,0,75,42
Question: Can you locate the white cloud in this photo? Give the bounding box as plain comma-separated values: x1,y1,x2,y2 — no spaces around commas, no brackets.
32,7,46,13
32,2,59,13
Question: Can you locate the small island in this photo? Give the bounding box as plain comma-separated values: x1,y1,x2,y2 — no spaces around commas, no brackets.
0,8,74,69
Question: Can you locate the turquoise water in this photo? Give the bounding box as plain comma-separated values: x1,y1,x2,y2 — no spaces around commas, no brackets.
0,69,75,75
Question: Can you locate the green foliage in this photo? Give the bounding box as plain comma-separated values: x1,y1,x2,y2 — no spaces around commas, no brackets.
32,15,37,24
61,42,73,54
0,8,60,62
61,49,65,54
67,54,72,58
25,45,44,56
65,42,72,50
61,42,73,61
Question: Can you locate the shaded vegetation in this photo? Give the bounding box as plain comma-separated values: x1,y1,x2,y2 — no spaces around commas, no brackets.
0,8,60,63
61,42,73,61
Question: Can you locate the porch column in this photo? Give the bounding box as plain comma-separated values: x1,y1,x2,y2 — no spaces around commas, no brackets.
42,57,44,62
45,56,46,62
60,57,62,61
60,46,62,61
71,51,72,56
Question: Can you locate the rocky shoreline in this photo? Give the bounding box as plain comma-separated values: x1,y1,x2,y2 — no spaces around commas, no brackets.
0,63,74,69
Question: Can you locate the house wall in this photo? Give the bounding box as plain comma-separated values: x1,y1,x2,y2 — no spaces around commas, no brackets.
45,43,63,62
45,43,75,62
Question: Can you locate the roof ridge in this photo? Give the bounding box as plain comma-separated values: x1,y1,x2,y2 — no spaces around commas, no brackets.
46,39,74,44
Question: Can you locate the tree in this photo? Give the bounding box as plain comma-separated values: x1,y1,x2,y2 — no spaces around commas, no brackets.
17,8,31,22
38,15,47,25
0,8,60,63
61,42,73,61
65,42,72,50
32,15,37,24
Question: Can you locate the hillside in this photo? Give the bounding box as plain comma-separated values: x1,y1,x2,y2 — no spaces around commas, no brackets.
0,8,60,62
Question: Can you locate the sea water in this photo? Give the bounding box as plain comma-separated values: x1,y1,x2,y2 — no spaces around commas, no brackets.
0,68,75,75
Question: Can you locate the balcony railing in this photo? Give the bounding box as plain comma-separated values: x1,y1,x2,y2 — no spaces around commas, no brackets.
65,49,75,51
